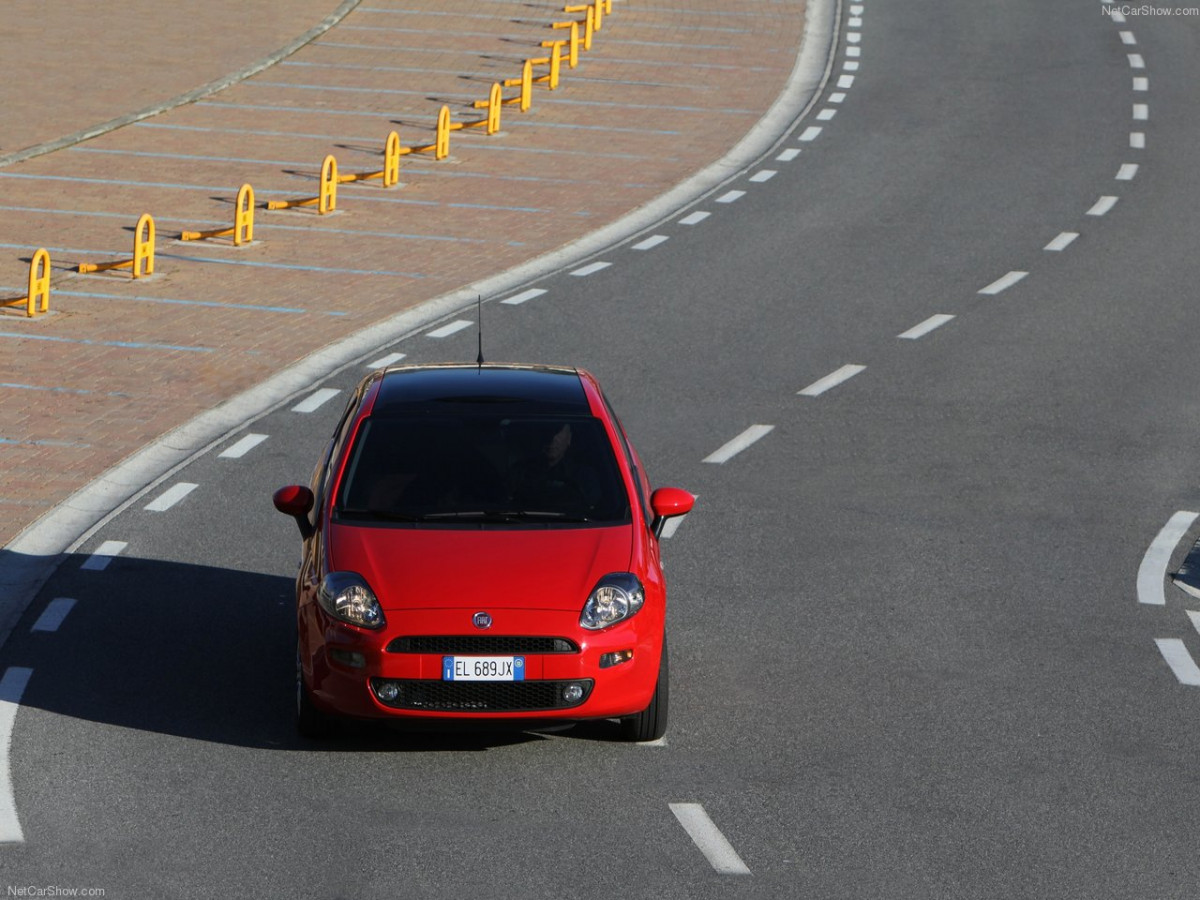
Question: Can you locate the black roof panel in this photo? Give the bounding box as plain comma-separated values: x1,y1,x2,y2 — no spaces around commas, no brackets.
373,364,589,415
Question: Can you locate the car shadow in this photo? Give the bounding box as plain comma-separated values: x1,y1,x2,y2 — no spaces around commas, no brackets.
0,549,624,752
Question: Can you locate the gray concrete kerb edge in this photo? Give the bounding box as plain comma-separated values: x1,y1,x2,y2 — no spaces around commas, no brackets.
0,0,363,169
0,0,836,644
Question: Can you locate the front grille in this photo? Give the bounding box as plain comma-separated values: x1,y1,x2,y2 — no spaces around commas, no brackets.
387,635,578,655
372,679,594,712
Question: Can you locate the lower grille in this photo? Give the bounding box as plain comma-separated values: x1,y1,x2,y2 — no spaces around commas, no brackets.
372,678,594,712
387,636,578,655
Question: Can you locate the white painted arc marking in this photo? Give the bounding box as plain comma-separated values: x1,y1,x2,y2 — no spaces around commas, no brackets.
978,271,1028,295
1137,511,1199,605
81,540,127,571
703,425,774,465
798,364,866,397
716,190,745,203
570,261,612,277
749,169,777,183
219,433,268,459
145,482,198,512
631,235,669,251
1154,639,1200,686
670,803,752,875
292,387,340,413
776,148,802,161
1044,232,1079,252
799,126,824,141
1087,196,1119,216
898,314,954,340
367,352,406,367
31,598,76,633
1116,163,1139,181
679,211,710,225
0,667,32,843
500,288,546,305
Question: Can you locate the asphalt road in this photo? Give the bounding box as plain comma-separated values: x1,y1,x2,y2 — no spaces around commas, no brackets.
4,1,1200,897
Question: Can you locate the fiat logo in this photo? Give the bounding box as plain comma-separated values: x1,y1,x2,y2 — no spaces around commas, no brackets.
472,612,493,629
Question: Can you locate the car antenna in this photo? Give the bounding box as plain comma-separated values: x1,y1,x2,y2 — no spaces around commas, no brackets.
476,294,485,367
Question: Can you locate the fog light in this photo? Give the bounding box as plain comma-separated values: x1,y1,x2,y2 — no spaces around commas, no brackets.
374,681,400,703
562,683,585,703
330,648,366,668
599,649,634,669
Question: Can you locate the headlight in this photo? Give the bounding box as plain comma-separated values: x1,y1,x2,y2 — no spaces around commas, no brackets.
319,572,385,629
580,573,645,630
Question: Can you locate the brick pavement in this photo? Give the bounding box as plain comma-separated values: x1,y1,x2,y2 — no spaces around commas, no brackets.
0,0,808,548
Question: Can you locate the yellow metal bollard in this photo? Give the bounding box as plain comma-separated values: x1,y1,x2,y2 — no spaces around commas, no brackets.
132,213,155,278
384,131,401,187
487,83,502,134
319,155,337,214
233,183,255,245
436,106,451,160
25,249,50,316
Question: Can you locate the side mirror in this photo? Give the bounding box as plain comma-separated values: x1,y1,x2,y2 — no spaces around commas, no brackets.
650,487,695,538
273,485,315,539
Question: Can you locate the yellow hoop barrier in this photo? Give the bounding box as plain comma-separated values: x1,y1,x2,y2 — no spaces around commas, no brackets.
565,0,604,31
470,83,506,134
542,21,580,69
2,249,51,316
501,60,534,112
553,6,593,51
529,41,565,90
267,155,338,214
78,213,156,278
339,132,402,187
181,183,256,245
436,106,451,160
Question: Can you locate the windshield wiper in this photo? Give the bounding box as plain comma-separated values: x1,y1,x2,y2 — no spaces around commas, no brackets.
422,510,592,523
339,508,426,522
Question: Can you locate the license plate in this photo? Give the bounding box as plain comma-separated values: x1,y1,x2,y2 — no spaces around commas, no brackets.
443,656,525,682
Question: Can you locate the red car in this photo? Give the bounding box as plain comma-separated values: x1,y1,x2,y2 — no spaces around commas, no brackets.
273,363,694,740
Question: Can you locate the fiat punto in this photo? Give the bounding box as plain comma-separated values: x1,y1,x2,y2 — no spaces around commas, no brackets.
273,363,694,740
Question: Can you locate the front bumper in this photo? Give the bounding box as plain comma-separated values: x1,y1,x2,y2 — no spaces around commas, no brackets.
302,606,662,721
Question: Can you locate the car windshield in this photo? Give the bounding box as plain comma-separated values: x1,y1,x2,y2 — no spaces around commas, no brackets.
334,414,631,526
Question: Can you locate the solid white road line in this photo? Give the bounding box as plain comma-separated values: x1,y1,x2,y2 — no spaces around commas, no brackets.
81,540,128,572
716,190,745,203
1087,196,1119,216
798,364,866,397
1045,232,1079,252
144,482,198,512
31,598,76,633
703,425,774,465
979,271,1028,295
570,261,612,277
426,319,473,338
799,126,824,141
1116,163,1139,181
0,667,32,844
898,314,954,340
679,211,710,225
291,387,341,413
218,433,268,459
749,170,777,182
1154,639,1200,686
776,148,802,161
501,288,547,305
367,352,406,367
1137,511,1199,605
670,803,752,876
632,235,669,251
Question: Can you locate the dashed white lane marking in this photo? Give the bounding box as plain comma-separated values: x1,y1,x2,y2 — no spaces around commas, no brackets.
837,74,855,89
1119,30,1137,44
716,190,745,203
978,271,1028,295
847,45,861,57
817,108,837,121
219,433,268,459
849,17,863,27
898,314,955,340
776,148,802,161
1137,511,1198,605
850,3,863,13
571,261,612,277
670,803,752,876
679,211,710,225
81,540,128,572
1154,639,1200,686
1133,102,1149,120
501,288,547,305
1111,9,1127,22
703,425,774,465
145,482,198,512
799,126,823,141
1116,163,1139,181
829,91,847,103
1131,132,1145,149
798,364,866,397
292,387,341,412
749,169,777,183
1045,232,1079,252
847,31,861,43
1133,76,1148,91
31,598,76,633
1087,196,1119,216
0,667,33,844
426,319,473,337
844,61,860,71
367,352,406,367
1127,52,1145,68
632,235,669,251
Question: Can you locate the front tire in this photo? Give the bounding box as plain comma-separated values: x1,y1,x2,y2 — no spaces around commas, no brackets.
619,637,669,742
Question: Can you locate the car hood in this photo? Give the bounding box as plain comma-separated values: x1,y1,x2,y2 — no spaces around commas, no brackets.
327,524,634,611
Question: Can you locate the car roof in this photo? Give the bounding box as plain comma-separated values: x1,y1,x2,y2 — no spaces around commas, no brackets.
371,363,593,415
